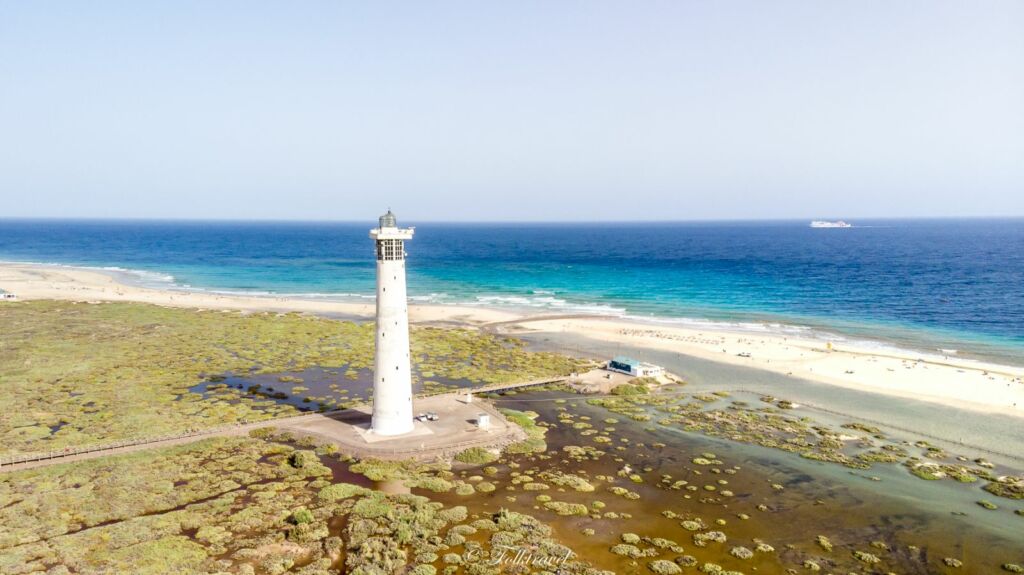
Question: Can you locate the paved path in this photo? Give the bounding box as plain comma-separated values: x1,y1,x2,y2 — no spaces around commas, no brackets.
0,377,566,473
0,413,326,473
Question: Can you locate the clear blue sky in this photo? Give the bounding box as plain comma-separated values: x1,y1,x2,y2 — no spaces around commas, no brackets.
1,1,1022,221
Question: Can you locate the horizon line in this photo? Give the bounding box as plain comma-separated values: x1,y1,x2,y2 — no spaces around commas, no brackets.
2,215,1023,225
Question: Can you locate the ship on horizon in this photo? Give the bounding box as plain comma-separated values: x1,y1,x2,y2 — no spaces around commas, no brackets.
810,220,852,228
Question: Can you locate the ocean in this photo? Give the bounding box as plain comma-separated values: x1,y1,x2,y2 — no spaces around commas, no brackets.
1,218,1022,362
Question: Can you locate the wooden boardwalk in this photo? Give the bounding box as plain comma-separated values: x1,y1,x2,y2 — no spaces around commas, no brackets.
0,376,566,472
439,376,565,396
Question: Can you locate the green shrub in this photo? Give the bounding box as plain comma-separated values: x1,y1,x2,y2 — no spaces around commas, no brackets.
648,560,682,575
411,476,455,493
248,427,275,438
288,450,316,468
352,496,393,519
319,483,369,502
610,544,643,558
611,384,648,396
289,508,314,525
454,447,499,465
543,501,589,516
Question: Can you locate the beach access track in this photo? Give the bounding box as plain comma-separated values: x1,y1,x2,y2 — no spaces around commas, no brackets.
0,376,565,473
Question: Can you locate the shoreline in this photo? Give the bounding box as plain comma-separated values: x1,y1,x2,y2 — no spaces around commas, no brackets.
521,330,1024,468
2,261,1023,419
4,257,1021,366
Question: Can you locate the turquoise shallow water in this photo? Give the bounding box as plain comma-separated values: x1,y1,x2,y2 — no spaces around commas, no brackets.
1,218,1022,363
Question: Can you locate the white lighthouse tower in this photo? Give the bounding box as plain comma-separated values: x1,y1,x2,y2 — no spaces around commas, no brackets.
369,210,415,436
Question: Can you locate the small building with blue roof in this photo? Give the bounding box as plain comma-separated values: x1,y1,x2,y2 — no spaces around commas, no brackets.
607,356,664,377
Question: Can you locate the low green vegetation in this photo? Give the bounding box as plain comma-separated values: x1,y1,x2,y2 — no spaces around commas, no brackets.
543,500,590,516
984,478,1024,499
412,326,584,384
500,408,548,454
348,458,455,493
453,446,499,465
585,390,1024,501
0,437,332,573
0,301,585,456
0,435,607,575
4,300,1022,575
611,383,649,396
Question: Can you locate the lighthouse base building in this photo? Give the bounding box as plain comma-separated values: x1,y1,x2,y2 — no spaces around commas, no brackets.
369,211,416,436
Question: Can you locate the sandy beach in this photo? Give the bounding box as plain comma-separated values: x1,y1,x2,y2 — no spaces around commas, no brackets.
3,261,1023,417
0,262,520,325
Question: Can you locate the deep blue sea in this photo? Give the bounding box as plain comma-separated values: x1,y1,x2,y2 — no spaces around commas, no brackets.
1,218,1022,362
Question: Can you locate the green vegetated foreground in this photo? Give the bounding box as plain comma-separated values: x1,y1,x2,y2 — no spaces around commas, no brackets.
0,435,597,575
5,389,1022,575
0,300,584,456
4,300,1024,574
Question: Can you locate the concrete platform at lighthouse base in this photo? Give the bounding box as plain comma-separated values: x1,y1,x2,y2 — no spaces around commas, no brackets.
277,393,527,461
353,421,434,443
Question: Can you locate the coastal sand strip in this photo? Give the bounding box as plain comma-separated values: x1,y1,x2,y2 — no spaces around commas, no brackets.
2,262,1022,418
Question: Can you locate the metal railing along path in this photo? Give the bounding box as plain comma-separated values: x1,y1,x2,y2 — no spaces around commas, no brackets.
0,412,321,468
0,376,568,469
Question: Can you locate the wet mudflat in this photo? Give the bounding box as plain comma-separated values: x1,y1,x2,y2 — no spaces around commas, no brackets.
523,331,1024,465
4,301,1022,574
4,386,1022,574
411,389,1023,574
